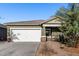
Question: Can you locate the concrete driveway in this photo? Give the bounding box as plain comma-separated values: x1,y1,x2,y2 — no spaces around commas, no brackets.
0,42,39,56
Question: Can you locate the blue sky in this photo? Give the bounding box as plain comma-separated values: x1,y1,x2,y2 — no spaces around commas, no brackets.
0,3,68,24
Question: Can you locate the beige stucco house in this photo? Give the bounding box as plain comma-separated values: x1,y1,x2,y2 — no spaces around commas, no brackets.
5,16,62,42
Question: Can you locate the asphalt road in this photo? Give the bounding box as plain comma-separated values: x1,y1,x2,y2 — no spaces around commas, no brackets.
0,42,39,56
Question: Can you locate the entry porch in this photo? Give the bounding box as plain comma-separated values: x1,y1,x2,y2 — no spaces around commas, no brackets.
41,23,61,42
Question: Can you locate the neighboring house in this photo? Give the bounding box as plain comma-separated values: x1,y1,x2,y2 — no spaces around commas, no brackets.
0,24,7,41
4,16,62,42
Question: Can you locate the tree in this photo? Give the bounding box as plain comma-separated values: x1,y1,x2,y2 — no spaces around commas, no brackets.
55,3,79,47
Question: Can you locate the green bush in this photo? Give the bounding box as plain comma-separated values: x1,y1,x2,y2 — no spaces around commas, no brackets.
58,35,79,47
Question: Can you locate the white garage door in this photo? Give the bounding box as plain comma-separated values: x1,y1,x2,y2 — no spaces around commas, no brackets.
11,29,41,42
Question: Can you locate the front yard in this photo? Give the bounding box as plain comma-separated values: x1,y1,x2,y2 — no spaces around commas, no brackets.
36,40,79,56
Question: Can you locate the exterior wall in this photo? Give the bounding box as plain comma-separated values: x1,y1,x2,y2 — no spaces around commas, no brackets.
41,27,46,36
41,27,47,42
0,27,7,41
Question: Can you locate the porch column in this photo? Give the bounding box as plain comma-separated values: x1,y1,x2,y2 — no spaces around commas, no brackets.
7,26,11,42
41,26,47,42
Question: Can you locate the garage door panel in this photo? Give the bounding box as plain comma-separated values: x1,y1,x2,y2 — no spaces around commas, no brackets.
11,29,41,42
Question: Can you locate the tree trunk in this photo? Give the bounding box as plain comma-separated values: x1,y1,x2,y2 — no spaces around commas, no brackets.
74,36,79,48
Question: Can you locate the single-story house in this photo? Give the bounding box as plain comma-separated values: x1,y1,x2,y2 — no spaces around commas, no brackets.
0,24,7,41
4,16,62,42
